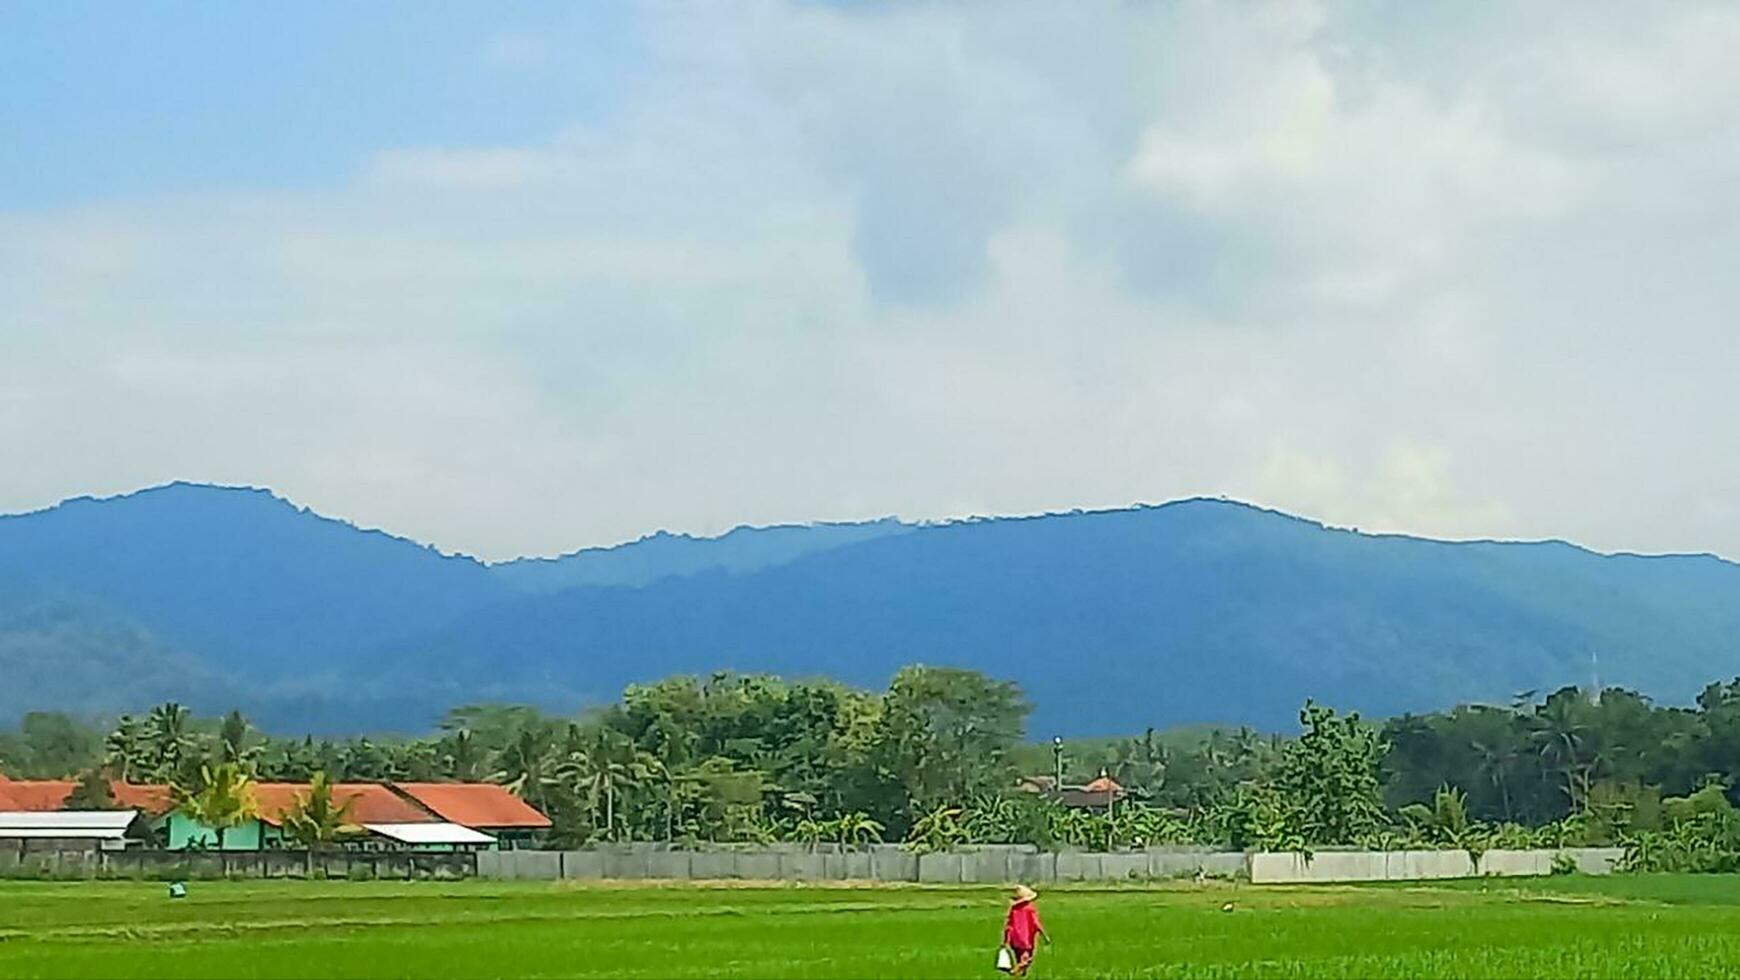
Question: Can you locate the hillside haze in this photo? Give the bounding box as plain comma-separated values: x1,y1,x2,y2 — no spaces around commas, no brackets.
3,483,1738,735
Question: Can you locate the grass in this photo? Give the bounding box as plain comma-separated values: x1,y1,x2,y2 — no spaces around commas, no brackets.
2,875,1739,978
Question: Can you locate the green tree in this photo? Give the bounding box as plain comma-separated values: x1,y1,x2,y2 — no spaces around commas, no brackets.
177,762,258,850
871,666,1030,832
1531,688,1593,811
280,771,354,849
143,702,199,784
14,712,101,778
1273,702,1388,846
103,715,147,782
216,710,256,768
62,768,118,810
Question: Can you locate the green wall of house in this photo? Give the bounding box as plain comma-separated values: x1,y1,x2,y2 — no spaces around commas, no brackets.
165,813,484,851
166,813,287,850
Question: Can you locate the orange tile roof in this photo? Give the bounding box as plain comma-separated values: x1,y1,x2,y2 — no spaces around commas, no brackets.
0,781,176,815
250,783,435,826
112,783,176,815
393,783,551,829
0,780,74,811
1082,774,1125,794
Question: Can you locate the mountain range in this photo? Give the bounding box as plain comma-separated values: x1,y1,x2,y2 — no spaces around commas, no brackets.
2,482,1737,736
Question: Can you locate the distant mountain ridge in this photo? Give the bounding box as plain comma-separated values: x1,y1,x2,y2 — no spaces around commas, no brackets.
489,517,916,592
3,482,1738,736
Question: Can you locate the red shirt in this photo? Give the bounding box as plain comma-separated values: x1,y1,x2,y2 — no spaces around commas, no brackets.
1004,901,1043,949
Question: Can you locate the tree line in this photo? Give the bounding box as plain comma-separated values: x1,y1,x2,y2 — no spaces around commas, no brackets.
6,667,1740,865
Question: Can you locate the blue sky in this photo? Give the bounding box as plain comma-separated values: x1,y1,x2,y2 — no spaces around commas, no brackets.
3,1,1739,560
0,2,639,205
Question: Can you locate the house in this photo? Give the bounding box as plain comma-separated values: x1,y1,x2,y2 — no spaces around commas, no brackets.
1016,771,1129,809
0,779,171,815
0,779,173,845
1,777,548,851
0,810,139,850
391,783,552,849
361,822,496,850
166,782,435,850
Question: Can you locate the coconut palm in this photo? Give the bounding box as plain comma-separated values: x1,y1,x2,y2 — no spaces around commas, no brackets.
1472,739,1515,822
280,770,354,850
144,702,198,783
103,715,146,782
216,710,255,768
443,729,487,782
177,762,258,850
1531,693,1592,810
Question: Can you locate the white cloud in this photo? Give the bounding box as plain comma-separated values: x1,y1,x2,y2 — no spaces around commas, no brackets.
2,1,1739,561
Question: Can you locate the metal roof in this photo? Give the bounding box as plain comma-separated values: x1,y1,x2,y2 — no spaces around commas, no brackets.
0,810,138,839
362,822,496,846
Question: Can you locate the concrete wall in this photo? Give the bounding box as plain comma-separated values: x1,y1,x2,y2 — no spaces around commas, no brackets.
1248,848,1624,884
473,844,1625,884
0,847,476,881
481,843,1238,883
0,840,1624,885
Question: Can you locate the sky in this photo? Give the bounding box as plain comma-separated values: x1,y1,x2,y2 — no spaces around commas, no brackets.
3,1,1738,562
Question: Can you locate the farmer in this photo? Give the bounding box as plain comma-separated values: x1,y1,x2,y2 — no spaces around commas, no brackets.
1002,884,1049,976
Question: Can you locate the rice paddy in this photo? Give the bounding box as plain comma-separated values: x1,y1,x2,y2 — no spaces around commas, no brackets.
2,874,1737,978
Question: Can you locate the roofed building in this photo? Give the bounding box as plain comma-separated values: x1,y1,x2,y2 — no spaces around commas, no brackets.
0,779,173,816
1016,771,1129,809
391,783,552,848
0,810,139,849
167,782,438,850
363,822,496,850
1,777,548,851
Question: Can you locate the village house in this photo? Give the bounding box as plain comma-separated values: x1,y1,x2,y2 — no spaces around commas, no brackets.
0,775,548,852
1015,772,1129,809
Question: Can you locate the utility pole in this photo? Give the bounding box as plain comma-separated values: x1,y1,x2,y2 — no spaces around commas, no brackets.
1103,767,1115,852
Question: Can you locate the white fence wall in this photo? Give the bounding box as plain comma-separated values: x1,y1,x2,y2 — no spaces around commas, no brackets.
476,844,1622,884
1248,848,1624,884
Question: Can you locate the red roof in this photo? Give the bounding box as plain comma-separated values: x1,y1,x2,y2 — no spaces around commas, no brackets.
0,781,174,815
393,783,551,829
250,783,434,826
0,780,73,810
112,783,175,814
1082,774,1126,794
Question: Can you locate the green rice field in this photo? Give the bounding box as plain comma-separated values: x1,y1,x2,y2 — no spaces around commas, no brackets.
2,875,1738,978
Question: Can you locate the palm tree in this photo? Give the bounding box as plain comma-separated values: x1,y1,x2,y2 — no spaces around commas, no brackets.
549,728,648,841
444,729,486,782
1531,693,1592,810
280,771,355,850
177,762,258,850
144,702,197,783
496,727,557,813
1471,739,1515,822
103,715,145,782
216,710,255,768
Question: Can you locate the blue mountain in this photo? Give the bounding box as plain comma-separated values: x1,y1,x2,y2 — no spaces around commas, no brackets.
3,483,1738,735
489,517,914,592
